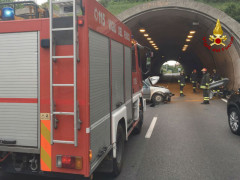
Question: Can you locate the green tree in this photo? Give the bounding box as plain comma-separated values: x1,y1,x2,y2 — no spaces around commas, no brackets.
0,0,14,3
224,3,240,22
99,0,110,7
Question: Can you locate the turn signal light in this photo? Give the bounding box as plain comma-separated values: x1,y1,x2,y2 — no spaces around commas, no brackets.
56,155,83,170
89,150,93,161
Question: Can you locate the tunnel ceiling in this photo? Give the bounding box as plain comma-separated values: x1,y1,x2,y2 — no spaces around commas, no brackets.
118,0,240,89
126,9,213,60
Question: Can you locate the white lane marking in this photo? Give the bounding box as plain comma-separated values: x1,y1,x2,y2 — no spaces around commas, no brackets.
221,98,227,103
145,117,158,139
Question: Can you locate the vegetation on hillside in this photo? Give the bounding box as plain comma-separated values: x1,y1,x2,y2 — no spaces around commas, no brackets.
99,0,240,23
195,0,240,22
161,62,183,74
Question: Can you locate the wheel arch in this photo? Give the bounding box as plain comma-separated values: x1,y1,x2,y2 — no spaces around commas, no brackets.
111,106,128,158
227,104,239,115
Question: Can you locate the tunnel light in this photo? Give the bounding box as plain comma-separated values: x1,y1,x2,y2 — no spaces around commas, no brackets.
184,45,188,47
186,39,191,42
147,38,151,41
149,41,154,43
144,34,149,37
152,43,156,46
154,46,157,48
190,31,196,34
183,46,187,50
139,28,146,33
187,35,193,38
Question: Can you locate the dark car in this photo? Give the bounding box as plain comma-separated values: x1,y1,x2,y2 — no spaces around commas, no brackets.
227,91,240,134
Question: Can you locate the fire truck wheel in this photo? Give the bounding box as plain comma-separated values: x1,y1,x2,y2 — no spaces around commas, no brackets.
133,109,144,134
152,93,163,104
113,124,125,176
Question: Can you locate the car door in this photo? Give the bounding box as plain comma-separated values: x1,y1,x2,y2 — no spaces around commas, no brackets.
142,81,151,99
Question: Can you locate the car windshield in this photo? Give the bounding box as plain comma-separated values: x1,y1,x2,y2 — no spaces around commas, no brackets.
142,81,149,87
144,78,152,86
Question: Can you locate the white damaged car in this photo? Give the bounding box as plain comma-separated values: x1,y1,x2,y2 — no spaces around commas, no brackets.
142,76,174,104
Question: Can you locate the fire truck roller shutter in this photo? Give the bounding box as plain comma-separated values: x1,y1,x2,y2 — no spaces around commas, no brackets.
89,30,111,167
0,32,38,147
111,40,124,110
124,46,133,126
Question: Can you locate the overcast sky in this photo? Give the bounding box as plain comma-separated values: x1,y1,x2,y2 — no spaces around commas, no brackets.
163,60,179,66
35,0,48,5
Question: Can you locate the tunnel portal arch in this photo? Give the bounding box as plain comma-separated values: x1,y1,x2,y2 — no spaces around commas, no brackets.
118,0,240,90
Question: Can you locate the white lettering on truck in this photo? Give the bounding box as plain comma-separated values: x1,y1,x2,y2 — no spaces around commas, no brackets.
94,7,130,42
108,19,116,33
118,26,123,37
124,31,130,41
94,8,105,26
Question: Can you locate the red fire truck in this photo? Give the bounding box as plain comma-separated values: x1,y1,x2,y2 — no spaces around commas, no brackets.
0,0,146,179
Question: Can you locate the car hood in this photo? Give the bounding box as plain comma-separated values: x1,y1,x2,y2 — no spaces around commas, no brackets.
150,86,171,94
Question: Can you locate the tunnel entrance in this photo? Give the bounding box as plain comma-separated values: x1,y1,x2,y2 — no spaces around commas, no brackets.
118,0,240,90
160,60,183,76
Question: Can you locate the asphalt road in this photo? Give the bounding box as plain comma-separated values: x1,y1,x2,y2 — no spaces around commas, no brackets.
1,82,239,180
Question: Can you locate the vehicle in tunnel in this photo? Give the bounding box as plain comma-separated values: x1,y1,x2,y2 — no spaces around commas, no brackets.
142,76,174,104
209,78,229,99
227,90,240,135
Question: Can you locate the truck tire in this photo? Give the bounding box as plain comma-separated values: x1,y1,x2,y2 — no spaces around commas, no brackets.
152,93,163,104
133,109,143,134
113,125,125,176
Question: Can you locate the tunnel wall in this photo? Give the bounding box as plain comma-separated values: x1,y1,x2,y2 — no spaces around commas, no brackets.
118,0,240,90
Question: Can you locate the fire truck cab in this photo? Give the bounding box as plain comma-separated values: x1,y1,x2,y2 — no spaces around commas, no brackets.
0,0,146,179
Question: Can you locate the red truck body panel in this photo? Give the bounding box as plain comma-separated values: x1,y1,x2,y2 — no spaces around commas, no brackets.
0,0,142,177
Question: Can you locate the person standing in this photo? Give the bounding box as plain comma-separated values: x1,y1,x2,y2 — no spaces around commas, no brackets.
200,68,210,104
178,71,186,97
190,69,198,93
211,69,222,94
